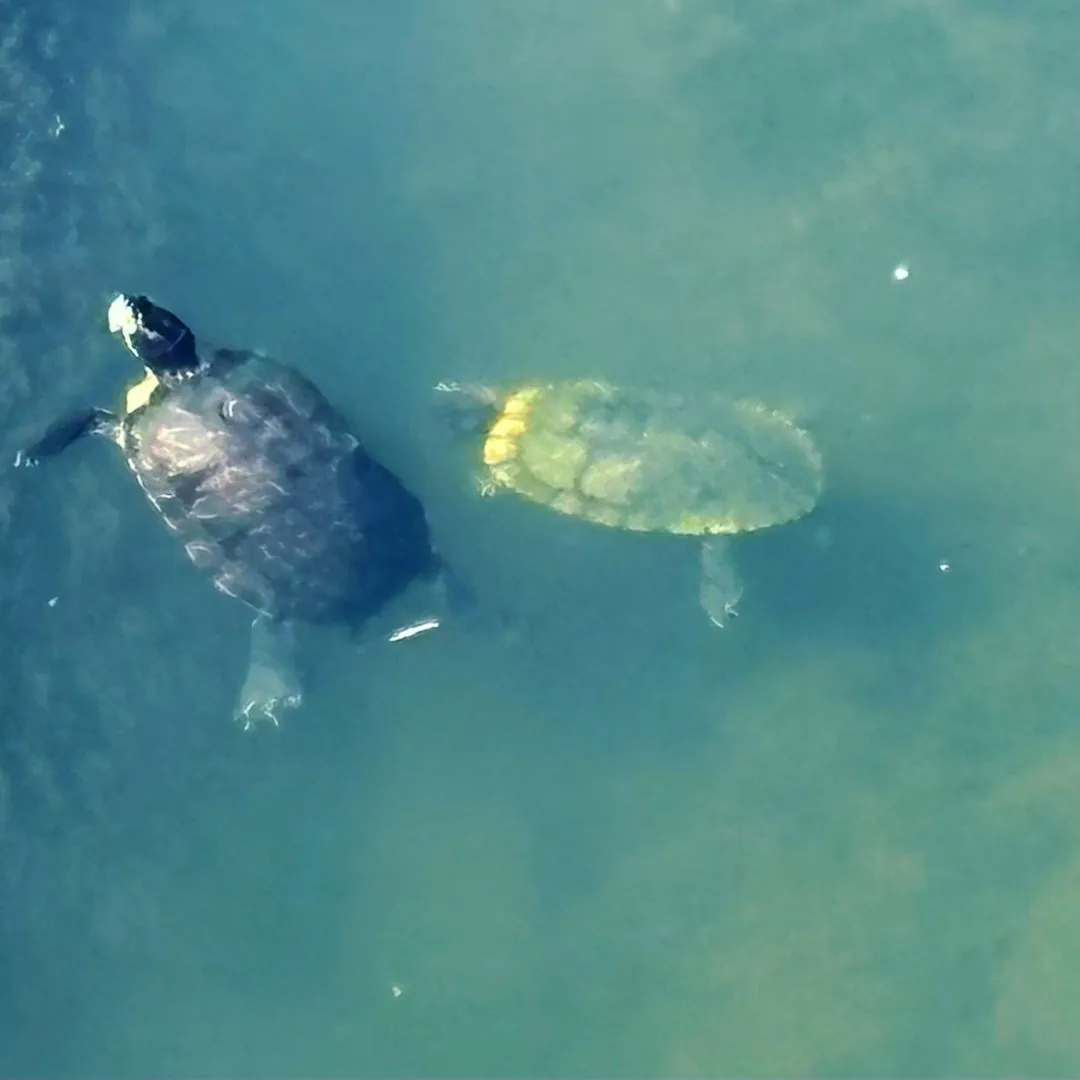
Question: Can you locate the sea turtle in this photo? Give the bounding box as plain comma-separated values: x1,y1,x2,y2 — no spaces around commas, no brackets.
436,378,823,626
16,294,444,728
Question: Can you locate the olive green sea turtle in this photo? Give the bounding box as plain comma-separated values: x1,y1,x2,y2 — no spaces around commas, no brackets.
437,378,823,625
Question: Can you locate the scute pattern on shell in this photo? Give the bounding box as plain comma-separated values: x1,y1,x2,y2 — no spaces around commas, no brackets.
483,380,823,535
121,349,376,623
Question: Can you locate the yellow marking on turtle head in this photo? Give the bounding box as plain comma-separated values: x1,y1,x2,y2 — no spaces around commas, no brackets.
482,386,540,466
500,386,541,416
488,415,527,441
107,294,140,356
125,367,160,414
483,435,517,466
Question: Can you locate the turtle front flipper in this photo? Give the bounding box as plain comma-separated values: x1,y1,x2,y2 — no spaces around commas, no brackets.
384,554,471,643
235,614,303,730
14,408,119,467
699,537,744,628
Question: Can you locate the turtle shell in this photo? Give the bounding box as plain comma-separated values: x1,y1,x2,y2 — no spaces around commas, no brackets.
482,380,823,535
119,349,433,623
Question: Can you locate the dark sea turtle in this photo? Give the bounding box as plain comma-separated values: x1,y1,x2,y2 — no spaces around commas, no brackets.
17,295,443,727
437,378,823,626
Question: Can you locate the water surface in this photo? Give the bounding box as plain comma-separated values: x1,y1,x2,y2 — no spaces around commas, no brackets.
4,1,1080,1075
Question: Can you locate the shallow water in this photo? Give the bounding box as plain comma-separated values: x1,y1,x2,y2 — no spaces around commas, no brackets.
5,0,1080,1075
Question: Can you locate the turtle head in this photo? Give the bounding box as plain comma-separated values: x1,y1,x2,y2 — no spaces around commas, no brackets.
434,381,503,437
107,294,202,382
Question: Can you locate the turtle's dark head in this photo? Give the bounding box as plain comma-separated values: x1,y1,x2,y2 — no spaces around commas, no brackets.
108,294,201,382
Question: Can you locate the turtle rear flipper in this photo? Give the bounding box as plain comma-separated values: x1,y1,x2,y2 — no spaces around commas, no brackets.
431,554,477,614
699,537,744,628
236,614,303,730
384,555,525,647
434,556,528,644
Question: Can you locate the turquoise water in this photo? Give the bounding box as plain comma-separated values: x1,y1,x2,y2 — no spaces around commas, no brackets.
5,0,1080,1075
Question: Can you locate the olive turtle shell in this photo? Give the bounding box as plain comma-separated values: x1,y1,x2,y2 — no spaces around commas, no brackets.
481,379,823,535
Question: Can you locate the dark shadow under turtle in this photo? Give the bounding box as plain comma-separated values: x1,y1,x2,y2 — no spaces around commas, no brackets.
16,294,452,729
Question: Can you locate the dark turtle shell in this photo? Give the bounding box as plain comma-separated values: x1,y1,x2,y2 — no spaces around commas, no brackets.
120,348,434,625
